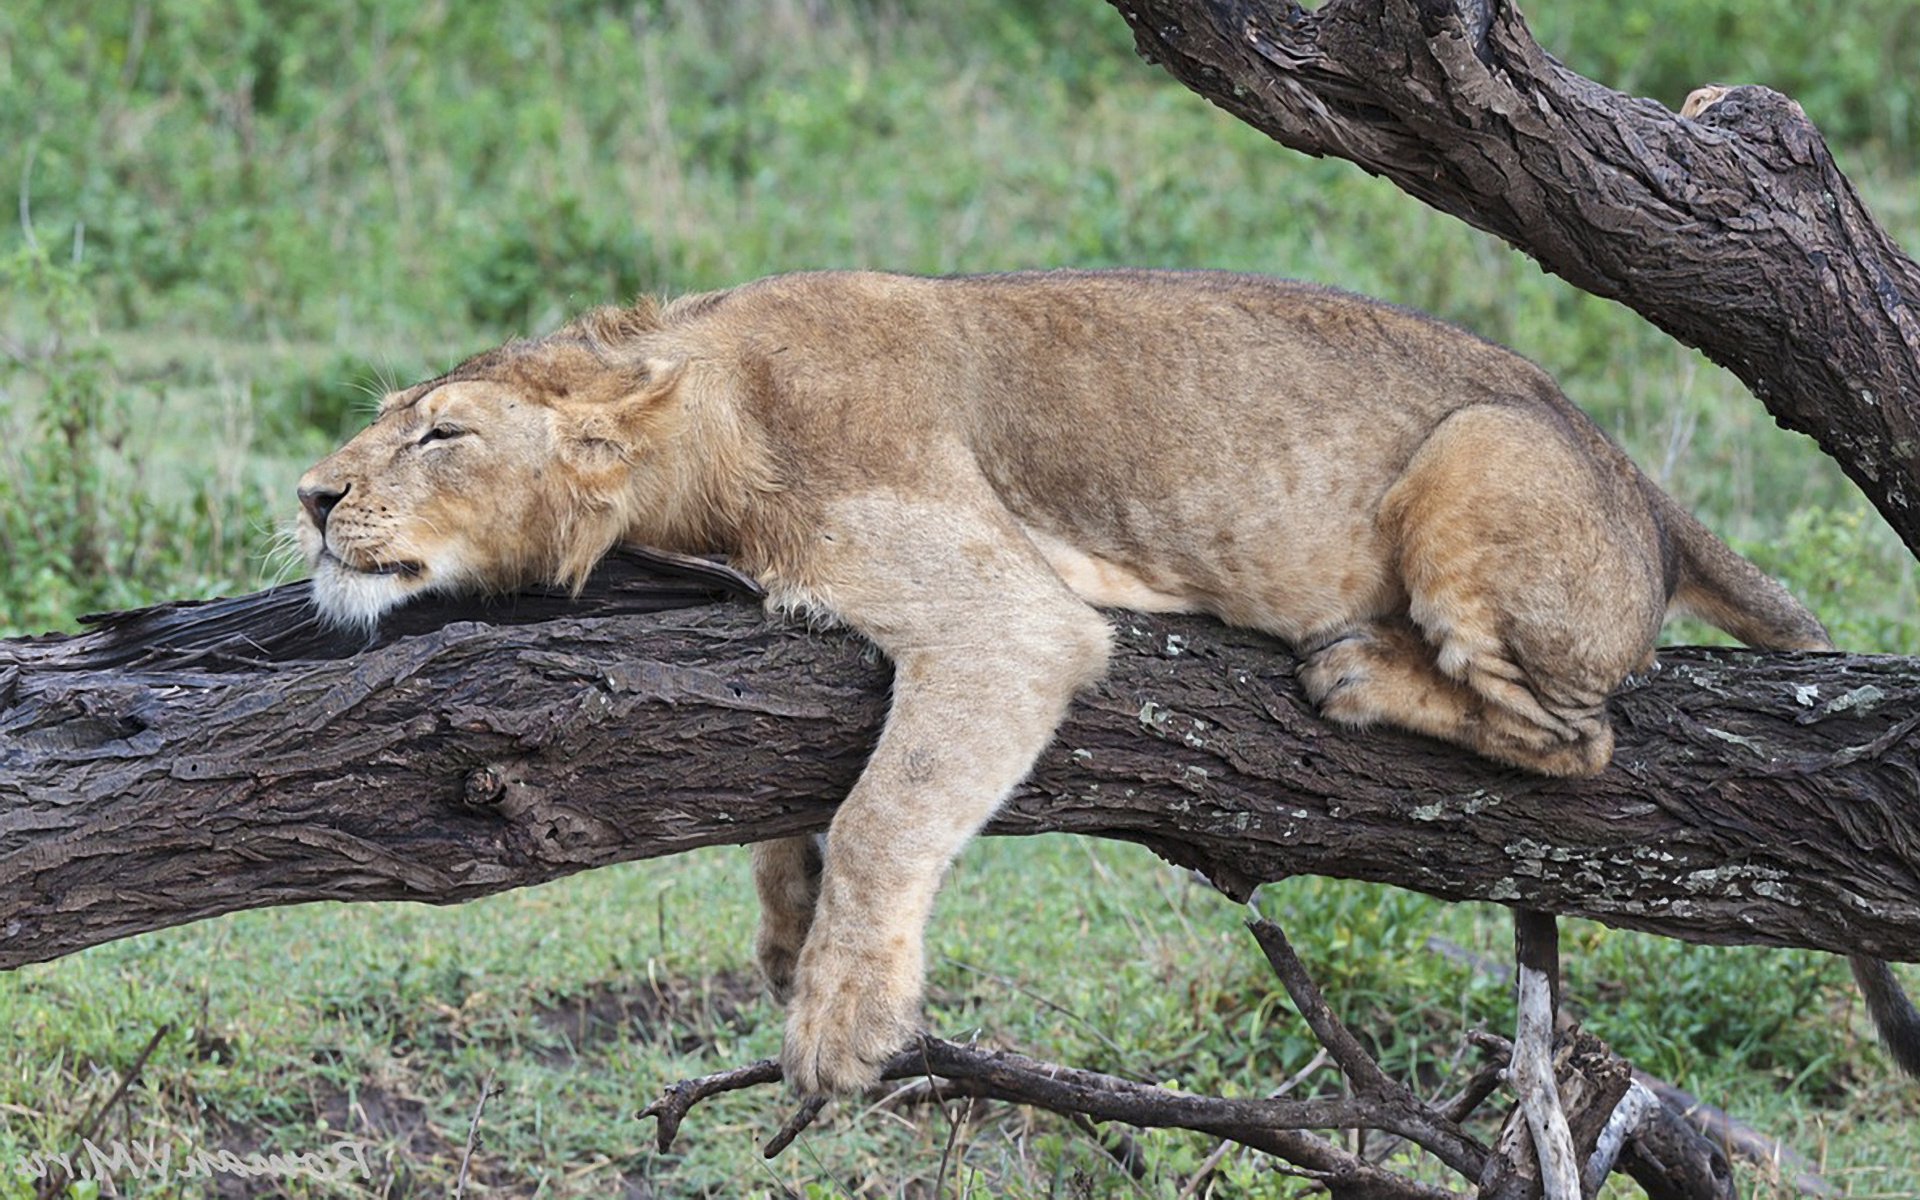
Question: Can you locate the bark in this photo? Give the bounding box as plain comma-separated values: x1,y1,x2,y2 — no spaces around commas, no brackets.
1107,0,1920,557
3,555,1917,971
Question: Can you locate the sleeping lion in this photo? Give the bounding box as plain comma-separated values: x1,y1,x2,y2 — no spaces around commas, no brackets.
295,269,1919,1094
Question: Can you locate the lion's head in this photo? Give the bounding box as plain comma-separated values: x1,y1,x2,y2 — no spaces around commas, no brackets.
295,305,692,630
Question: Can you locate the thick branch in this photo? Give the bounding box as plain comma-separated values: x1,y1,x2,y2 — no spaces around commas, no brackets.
3,563,1917,970
1109,0,1920,555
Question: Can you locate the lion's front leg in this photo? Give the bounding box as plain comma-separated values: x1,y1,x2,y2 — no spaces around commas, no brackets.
772,494,1114,1094
780,615,1110,1095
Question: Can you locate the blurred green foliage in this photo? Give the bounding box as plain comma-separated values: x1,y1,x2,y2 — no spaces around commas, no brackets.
0,0,1912,643
0,247,278,630
1533,0,1920,162
6,0,1913,336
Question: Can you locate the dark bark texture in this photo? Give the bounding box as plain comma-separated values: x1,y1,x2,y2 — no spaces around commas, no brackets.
1109,0,1920,557
4,554,1917,972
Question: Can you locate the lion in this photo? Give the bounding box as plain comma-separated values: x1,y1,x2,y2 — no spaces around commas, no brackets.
296,268,1920,1094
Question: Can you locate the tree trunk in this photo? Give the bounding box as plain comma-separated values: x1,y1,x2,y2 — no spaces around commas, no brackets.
4,555,1916,971
1108,0,1920,557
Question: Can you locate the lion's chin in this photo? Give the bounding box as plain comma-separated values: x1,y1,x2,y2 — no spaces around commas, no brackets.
308,554,431,634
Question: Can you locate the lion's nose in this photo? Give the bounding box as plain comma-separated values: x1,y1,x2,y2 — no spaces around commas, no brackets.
298,483,348,532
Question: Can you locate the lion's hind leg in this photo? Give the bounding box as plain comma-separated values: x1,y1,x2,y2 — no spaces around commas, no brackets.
1308,403,1665,778
753,835,824,1001
1299,616,1615,777
1299,619,1484,743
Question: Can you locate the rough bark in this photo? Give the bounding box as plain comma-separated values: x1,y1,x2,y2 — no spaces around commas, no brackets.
4,556,1917,971
1108,0,1920,557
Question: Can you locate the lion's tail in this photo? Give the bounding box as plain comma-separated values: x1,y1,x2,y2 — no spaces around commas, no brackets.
1850,957,1920,1080
1656,489,1920,1082
1657,491,1832,651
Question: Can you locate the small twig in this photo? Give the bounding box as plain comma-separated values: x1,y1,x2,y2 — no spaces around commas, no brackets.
868,1078,1149,1182
1437,1056,1507,1125
1511,910,1580,1200
926,1034,973,1191
863,1074,980,1115
37,1023,171,1200
1277,1046,1336,1096
453,1068,497,1200
1176,1136,1239,1200
933,1092,974,1193
1246,917,1487,1178
1367,1042,1510,1168
763,1095,828,1158
1066,1111,1151,1182
637,1056,782,1151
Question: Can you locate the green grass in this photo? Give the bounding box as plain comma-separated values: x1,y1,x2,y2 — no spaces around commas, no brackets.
3,843,1914,1196
2,0,1918,1194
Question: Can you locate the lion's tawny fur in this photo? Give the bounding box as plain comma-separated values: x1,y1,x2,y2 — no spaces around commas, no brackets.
297,269,1848,1093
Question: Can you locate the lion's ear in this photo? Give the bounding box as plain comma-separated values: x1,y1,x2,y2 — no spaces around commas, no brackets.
609,356,687,427
560,358,688,472
635,356,685,397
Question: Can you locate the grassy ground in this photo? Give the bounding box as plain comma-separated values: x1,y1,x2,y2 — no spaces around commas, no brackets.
2,0,1917,1195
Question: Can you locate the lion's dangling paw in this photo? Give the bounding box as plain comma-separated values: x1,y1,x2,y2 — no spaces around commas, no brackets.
780,937,923,1096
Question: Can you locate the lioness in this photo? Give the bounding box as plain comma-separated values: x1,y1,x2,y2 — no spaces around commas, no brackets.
296,269,1919,1093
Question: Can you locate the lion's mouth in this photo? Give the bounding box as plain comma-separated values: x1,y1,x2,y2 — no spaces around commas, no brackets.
363,560,425,578
321,549,425,579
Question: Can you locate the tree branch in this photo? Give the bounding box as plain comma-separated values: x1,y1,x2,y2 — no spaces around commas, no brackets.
1496,911,1580,1200
1247,919,1484,1176
1108,0,1920,556
638,1034,1468,1200
3,559,1917,971
633,919,1726,1197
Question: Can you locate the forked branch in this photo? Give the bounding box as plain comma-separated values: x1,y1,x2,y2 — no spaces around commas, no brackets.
639,919,1718,1197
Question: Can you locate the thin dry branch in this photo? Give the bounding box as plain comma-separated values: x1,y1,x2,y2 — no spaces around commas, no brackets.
636,921,1719,1197
1428,934,1832,1196
35,1023,172,1200
637,1035,1465,1200
1506,912,1579,1200
1471,1032,1735,1200
1247,918,1485,1176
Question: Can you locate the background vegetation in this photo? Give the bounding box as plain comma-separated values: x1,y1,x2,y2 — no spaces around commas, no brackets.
1,0,1915,1195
